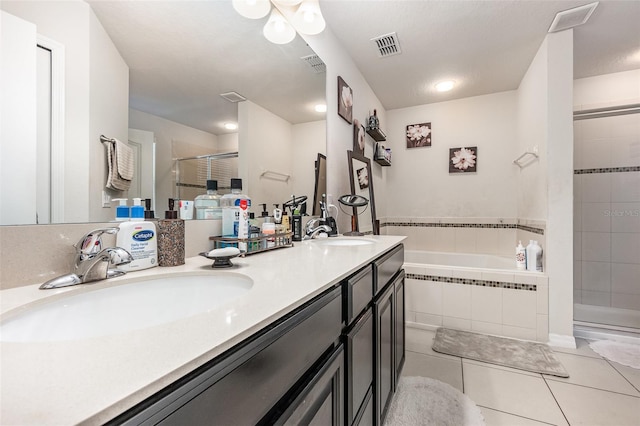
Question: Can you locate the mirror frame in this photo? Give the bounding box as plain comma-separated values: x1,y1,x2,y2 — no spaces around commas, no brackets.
312,153,327,216
347,150,378,235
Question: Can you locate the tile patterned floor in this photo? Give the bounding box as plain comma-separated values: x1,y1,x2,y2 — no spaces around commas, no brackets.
403,327,640,425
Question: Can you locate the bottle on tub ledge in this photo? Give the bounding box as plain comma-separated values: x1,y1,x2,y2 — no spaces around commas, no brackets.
525,240,543,272
515,241,526,270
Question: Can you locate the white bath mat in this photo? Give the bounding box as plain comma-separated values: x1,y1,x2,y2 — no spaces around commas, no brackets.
589,340,640,369
384,376,485,426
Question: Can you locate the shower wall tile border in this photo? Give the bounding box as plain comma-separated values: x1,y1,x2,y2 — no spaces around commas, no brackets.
574,166,640,174
380,221,545,235
406,273,537,291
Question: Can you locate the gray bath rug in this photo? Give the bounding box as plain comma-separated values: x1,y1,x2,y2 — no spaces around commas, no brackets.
384,376,485,426
589,340,640,369
432,328,569,377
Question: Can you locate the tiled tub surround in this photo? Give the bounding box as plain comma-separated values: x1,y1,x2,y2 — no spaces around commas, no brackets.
404,250,549,342
573,110,640,329
381,217,546,258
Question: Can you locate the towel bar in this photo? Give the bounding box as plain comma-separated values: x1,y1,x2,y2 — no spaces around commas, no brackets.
513,150,539,168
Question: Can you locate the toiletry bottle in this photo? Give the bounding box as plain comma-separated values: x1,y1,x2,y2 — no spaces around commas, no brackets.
113,198,130,221
194,180,222,219
262,219,276,249
273,204,282,225
116,204,158,271
156,198,185,267
534,241,543,272
516,241,526,270
237,199,249,252
130,197,145,220
282,211,290,233
144,198,156,220
221,178,251,238
526,240,536,271
292,207,303,241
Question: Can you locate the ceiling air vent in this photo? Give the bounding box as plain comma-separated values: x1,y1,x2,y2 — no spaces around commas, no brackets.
548,2,598,33
219,91,247,103
371,32,402,58
301,54,326,74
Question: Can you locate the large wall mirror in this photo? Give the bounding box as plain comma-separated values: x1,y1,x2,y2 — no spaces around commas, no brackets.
0,1,326,225
347,150,378,235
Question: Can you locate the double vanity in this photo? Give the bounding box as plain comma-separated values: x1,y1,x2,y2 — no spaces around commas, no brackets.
0,235,405,425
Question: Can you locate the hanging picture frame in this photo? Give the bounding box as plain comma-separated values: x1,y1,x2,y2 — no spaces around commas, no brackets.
338,76,353,124
406,122,431,148
353,118,365,155
449,146,478,173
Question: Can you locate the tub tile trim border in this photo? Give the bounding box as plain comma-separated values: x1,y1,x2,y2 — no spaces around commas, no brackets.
406,273,537,291
381,221,545,235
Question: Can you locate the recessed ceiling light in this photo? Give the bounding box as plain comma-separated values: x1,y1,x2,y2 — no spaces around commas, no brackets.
314,104,327,113
435,80,455,92
224,123,238,130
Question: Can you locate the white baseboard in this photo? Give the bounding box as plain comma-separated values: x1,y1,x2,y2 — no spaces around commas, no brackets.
574,324,640,345
548,333,577,349
406,321,439,332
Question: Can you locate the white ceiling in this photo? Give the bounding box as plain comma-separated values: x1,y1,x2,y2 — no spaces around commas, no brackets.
88,0,640,135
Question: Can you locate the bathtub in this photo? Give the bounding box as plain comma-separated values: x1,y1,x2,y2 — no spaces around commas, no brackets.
404,250,515,271
402,249,548,342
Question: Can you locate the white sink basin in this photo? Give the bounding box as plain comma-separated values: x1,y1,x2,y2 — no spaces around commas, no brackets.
318,238,376,246
0,273,253,342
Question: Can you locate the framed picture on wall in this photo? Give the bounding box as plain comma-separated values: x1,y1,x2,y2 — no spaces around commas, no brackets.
406,122,431,148
449,146,477,173
338,76,353,124
353,118,365,155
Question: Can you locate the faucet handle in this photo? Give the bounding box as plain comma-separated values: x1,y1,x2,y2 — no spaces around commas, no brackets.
75,227,120,256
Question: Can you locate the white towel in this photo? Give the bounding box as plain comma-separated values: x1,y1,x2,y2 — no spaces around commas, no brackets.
102,135,134,191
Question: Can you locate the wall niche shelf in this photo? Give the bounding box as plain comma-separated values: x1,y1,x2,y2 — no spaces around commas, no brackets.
374,142,391,166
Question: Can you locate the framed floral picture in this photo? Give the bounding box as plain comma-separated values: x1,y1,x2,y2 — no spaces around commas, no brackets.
449,146,477,173
406,122,431,148
353,118,365,155
338,76,353,124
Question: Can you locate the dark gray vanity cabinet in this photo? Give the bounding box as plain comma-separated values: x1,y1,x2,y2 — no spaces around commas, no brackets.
343,244,405,426
112,285,343,426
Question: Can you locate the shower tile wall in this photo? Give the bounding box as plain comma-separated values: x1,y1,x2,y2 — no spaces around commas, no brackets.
573,113,640,312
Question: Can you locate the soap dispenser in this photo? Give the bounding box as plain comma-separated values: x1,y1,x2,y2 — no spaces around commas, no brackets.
156,198,185,267
113,198,129,221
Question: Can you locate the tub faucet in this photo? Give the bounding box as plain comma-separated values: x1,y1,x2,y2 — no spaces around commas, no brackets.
39,228,133,290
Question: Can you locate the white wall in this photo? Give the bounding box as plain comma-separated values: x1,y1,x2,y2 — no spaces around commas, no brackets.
291,120,326,210
238,100,293,208
301,28,386,231
574,69,640,109
385,91,519,219
0,11,37,225
129,108,220,211
1,1,128,223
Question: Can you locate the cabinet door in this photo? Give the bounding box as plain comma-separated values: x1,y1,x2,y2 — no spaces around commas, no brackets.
374,284,394,426
345,308,373,425
277,345,345,426
394,271,406,384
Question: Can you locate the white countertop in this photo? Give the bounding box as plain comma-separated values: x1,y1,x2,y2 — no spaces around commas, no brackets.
0,235,404,425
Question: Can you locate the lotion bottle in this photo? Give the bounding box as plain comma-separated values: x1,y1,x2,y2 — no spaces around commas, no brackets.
116,210,158,271
516,241,526,270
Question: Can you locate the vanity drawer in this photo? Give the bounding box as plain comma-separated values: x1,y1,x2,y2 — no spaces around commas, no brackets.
343,265,374,325
373,244,404,295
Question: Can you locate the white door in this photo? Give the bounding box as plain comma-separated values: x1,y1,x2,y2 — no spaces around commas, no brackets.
128,129,156,212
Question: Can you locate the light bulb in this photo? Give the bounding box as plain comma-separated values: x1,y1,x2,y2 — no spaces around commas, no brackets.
224,123,238,130
292,0,325,35
232,0,271,19
263,9,296,44
435,80,455,92
314,104,327,113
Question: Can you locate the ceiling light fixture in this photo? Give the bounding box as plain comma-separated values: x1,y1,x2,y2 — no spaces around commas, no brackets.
224,123,239,130
292,0,326,35
314,104,327,113
435,80,455,92
232,0,271,19
263,8,296,44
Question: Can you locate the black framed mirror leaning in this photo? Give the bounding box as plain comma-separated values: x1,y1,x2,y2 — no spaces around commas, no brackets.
312,153,327,216
346,150,378,235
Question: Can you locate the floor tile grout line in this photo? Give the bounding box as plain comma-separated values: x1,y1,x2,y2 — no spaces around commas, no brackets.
542,375,571,426
476,404,558,426
461,357,545,379
604,358,640,394
544,375,640,399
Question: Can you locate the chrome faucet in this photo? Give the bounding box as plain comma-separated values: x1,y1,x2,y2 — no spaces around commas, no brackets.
39,228,133,289
303,219,333,240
